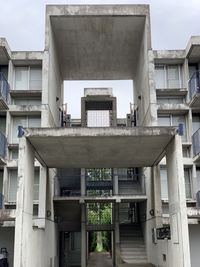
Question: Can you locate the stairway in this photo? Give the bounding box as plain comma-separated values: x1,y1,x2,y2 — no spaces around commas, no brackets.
120,224,148,265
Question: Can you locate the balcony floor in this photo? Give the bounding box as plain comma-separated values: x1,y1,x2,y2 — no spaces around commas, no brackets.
25,127,177,168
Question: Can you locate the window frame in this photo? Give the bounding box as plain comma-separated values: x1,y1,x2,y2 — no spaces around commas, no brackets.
14,66,42,91
155,64,183,89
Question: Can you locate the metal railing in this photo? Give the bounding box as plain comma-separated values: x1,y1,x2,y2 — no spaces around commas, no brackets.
189,70,200,99
54,176,81,197
0,132,7,160
0,72,10,103
192,128,200,157
0,193,4,209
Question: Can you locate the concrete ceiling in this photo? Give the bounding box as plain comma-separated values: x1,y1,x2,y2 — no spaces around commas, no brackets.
51,16,145,80
26,127,176,168
0,47,9,64
188,45,200,63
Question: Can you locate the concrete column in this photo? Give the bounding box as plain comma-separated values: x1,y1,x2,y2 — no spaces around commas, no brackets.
81,168,86,196
114,203,120,266
113,168,118,195
166,135,191,267
14,137,35,267
81,204,87,267
152,166,163,227
38,166,47,227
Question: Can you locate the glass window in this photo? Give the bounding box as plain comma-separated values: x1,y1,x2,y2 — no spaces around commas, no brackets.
14,67,42,90
30,68,42,90
184,168,192,199
15,67,29,90
87,110,110,127
155,65,182,89
182,147,190,158
158,116,171,126
11,150,18,160
155,66,165,89
12,116,41,143
157,97,183,104
197,168,200,191
34,169,40,201
14,99,41,105
28,117,41,128
160,167,168,199
8,169,18,202
167,65,181,88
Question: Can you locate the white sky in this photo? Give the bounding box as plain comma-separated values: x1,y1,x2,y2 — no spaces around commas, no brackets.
0,0,200,118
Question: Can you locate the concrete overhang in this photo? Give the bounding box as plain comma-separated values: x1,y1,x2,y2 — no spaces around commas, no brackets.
46,5,151,80
0,38,11,64
185,36,200,63
24,127,177,168
153,50,185,64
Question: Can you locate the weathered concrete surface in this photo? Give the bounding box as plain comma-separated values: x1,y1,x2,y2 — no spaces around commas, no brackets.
25,127,177,168
45,5,151,80
87,252,113,267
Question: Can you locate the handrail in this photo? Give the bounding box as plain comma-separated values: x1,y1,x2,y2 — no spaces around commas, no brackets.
188,70,200,99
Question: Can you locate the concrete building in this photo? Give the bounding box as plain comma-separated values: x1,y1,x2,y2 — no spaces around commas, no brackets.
0,4,200,267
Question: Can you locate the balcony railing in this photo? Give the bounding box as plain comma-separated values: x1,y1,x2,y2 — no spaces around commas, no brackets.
192,128,200,157
189,71,200,99
0,132,7,160
0,72,9,103
0,193,3,209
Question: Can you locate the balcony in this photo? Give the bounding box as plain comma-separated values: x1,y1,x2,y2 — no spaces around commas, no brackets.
0,193,16,221
192,128,200,162
0,132,7,165
188,71,200,107
0,72,9,110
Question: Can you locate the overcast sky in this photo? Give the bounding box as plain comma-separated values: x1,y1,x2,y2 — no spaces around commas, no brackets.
0,0,200,117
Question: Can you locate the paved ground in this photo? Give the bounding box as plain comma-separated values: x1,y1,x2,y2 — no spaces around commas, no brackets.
87,252,113,267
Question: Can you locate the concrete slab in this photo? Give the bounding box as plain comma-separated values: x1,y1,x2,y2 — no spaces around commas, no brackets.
46,5,150,80
25,127,176,168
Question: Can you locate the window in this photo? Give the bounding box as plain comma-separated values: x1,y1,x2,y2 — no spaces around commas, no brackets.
0,116,6,135
14,99,41,105
8,169,18,202
34,169,40,201
8,169,40,203
87,110,110,127
158,114,187,141
184,168,192,199
182,147,190,158
157,97,184,104
192,115,200,135
12,116,41,143
14,66,42,90
155,65,182,89
160,167,168,199
197,168,200,191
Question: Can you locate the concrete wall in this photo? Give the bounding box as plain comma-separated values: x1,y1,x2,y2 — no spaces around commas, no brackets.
134,17,152,127
0,227,15,267
189,225,200,267
43,19,62,127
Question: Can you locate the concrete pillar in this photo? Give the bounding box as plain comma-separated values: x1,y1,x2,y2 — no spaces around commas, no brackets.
81,168,86,196
81,204,87,267
14,137,35,267
114,203,121,266
113,168,118,195
152,166,163,227
166,135,191,267
38,166,47,227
